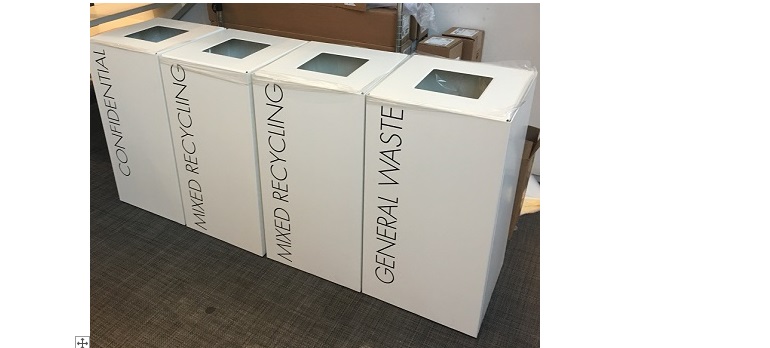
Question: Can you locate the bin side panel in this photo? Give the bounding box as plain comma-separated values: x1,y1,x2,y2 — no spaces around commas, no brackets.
479,79,538,329
161,63,266,256
253,81,364,291
90,43,185,224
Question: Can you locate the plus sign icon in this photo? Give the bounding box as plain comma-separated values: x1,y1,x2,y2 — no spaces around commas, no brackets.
76,336,90,348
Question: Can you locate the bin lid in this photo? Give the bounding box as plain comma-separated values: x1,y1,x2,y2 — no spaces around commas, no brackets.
253,41,409,94
160,29,307,76
90,18,223,55
367,55,537,122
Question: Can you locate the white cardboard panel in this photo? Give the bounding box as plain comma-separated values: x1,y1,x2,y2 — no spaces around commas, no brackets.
252,86,365,290
90,45,187,223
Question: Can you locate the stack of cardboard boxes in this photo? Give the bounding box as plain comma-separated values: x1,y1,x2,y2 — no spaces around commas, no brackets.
417,26,485,61
207,4,486,61
207,3,414,53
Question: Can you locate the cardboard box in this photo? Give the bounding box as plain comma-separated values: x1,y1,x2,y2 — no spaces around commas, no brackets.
508,126,540,237
409,15,418,40
158,30,307,256
362,55,537,337
442,27,485,61
313,3,368,12
89,18,223,224
227,26,405,53
207,4,409,52
251,42,408,291
416,36,463,59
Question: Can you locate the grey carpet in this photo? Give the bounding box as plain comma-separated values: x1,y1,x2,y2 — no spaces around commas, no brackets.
90,86,540,348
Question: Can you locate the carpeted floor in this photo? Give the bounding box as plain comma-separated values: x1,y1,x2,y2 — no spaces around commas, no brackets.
90,87,540,348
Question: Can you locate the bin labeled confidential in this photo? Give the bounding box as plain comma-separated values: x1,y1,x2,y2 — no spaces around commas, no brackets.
90,18,222,223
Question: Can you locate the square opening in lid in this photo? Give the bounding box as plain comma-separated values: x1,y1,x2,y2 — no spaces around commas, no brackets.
125,26,188,43
415,69,493,99
203,38,269,59
297,53,368,77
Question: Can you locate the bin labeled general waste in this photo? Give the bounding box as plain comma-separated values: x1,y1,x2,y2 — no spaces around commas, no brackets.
252,42,408,291
89,18,223,224
362,55,537,337
159,29,307,255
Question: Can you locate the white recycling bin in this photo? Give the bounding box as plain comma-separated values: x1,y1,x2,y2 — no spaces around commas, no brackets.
89,18,223,223
361,55,538,337
158,30,307,256
251,42,408,291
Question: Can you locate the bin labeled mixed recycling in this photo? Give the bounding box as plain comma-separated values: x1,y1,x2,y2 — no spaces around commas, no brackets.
361,55,537,337
159,29,307,255
251,42,408,291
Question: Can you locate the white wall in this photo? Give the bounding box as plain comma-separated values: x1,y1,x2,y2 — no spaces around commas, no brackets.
431,3,540,175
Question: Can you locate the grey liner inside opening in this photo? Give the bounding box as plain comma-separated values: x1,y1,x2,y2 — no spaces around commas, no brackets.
297,53,368,77
125,26,187,43
415,69,493,99
204,39,269,59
